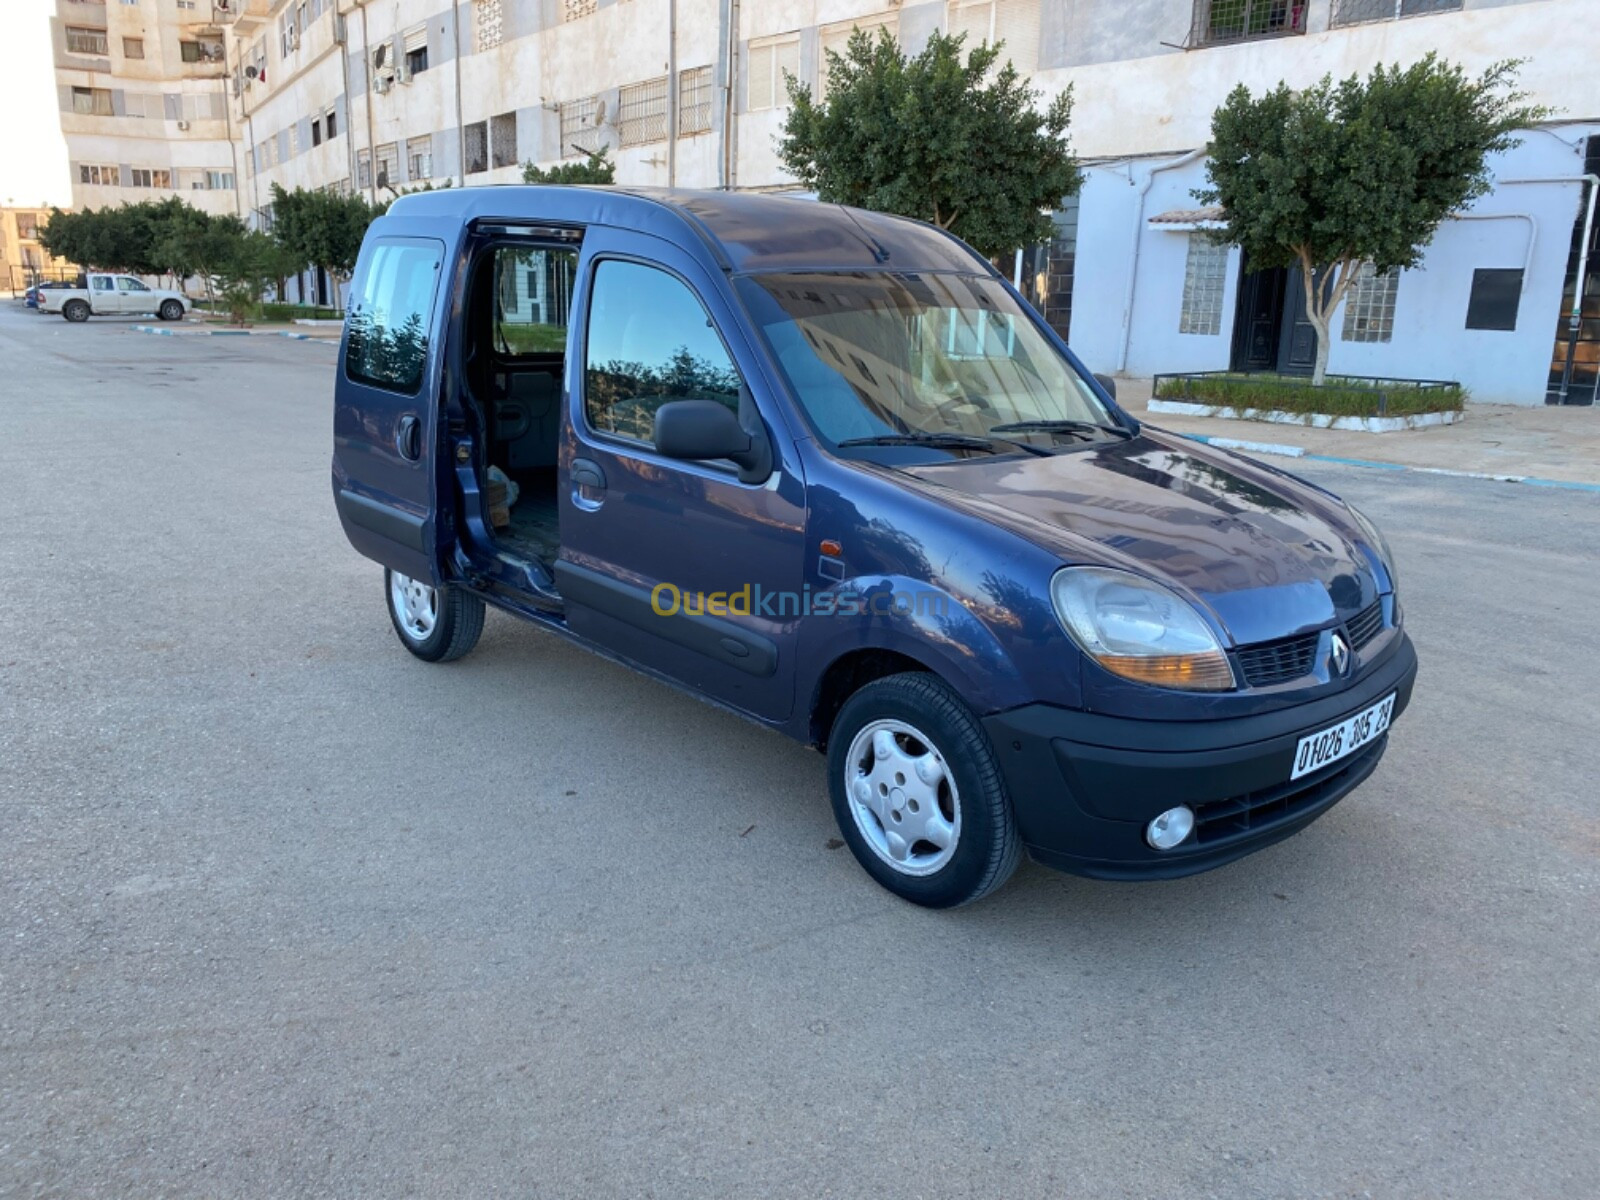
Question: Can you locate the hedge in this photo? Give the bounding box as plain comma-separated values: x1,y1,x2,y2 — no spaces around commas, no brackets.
1152,372,1465,418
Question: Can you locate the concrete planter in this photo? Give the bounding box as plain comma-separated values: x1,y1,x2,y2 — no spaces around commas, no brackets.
1148,399,1465,434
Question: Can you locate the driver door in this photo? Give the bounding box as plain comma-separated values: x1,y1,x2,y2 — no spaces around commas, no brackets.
115,276,151,313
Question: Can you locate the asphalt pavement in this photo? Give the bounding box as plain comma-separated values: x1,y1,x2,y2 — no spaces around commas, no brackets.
2,305,1596,1198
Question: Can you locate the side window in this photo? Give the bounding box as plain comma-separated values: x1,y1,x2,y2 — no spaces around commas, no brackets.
492,245,578,355
346,239,444,394
120,277,150,292
584,260,742,445
92,277,114,292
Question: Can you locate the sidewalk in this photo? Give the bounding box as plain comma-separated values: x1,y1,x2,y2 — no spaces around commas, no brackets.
1115,376,1600,488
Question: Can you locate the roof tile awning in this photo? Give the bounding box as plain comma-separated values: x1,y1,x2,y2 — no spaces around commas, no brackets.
1148,205,1227,230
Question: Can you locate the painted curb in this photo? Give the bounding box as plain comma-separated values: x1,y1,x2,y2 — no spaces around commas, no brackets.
1180,433,1600,495
1150,398,1464,434
129,324,336,344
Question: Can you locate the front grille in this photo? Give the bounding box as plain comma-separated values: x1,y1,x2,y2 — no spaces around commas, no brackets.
1192,737,1386,844
1346,600,1384,650
1236,631,1320,688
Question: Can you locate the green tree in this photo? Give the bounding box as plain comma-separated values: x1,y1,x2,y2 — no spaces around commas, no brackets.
522,148,616,185
270,183,383,311
1198,55,1549,385
213,230,301,324
777,29,1080,259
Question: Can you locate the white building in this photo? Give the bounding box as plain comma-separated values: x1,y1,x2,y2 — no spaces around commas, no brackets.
52,0,1599,403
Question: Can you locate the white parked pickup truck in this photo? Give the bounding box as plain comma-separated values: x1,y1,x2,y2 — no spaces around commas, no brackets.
40,273,190,323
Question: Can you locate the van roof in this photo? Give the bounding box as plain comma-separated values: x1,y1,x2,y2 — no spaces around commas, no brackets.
382,185,993,277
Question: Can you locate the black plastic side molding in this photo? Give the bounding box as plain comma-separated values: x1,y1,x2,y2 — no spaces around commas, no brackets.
553,560,777,678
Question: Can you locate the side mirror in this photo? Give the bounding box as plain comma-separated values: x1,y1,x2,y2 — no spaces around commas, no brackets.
1093,373,1117,401
653,399,772,484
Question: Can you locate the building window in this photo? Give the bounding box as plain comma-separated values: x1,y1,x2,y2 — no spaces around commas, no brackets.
464,120,489,173
618,77,668,147
65,26,109,55
402,25,429,76
1465,268,1524,332
123,36,144,59
356,148,372,189
946,0,1041,72
490,111,518,168
311,117,322,146
1341,263,1398,342
325,107,338,138
476,0,504,50
129,168,172,188
408,135,433,180
71,87,115,116
559,97,598,156
1188,0,1306,46
16,214,40,239
819,16,897,97
563,0,597,21
181,39,224,63
78,164,121,186
1331,0,1462,26
1178,235,1229,336
374,142,398,187
202,170,235,190
679,66,713,136
746,34,800,112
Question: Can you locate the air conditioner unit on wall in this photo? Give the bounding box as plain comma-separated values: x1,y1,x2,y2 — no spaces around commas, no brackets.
373,73,392,95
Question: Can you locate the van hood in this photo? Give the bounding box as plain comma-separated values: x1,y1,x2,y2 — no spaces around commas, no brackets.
896,430,1381,646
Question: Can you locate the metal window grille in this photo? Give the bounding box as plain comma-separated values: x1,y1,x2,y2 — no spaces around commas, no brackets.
564,0,596,20
475,0,503,50
1330,0,1461,25
746,35,799,112
560,97,598,156
356,149,372,188
374,142,398,186
619,77,668,147
1341,264,1398,342
491,111,518,167
464,120,489,173
1188,0,1306,46
679,66,713,136
66,26,108,55
408,136,433,179
1178,235,1229,335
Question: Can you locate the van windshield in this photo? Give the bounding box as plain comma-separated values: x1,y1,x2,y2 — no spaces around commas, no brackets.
736,271,1115,451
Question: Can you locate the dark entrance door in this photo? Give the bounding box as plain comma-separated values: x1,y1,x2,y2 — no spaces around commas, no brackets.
1230,262,1320,374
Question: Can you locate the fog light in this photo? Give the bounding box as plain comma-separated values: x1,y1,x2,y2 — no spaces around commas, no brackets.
1146,805,1195,851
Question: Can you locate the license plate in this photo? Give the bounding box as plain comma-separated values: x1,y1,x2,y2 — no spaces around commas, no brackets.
1290,693,1395,780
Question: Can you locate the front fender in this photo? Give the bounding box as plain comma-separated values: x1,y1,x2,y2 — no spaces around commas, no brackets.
793,573,1041,723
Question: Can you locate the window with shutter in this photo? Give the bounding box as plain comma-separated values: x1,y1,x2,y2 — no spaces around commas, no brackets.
746,33,799,112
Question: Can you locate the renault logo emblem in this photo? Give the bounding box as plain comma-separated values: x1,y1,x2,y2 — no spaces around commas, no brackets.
1330,632,1351,677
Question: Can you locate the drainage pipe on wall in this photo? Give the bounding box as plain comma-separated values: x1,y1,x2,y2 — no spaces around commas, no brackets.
1500,174,1599,404
1116,147,1207,374
666,0,678,187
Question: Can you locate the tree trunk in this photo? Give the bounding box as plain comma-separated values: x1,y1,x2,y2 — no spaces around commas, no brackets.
1297,250,1359,388
1308,311,1332,386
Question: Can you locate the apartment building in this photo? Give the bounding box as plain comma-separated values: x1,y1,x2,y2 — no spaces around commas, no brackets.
51,0,1597,402
51,0,242,217
0,207,79,291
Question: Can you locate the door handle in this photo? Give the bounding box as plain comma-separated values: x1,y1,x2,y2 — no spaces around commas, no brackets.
396,415,422,461
571,457,606,511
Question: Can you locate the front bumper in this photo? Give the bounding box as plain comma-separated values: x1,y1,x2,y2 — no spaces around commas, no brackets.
982,633,1418,880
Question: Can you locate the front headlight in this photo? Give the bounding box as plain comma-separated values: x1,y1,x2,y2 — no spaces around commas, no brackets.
1051,567,1234,691
1347,503,1398,591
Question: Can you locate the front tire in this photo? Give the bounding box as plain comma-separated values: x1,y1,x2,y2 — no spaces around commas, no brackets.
384,568,485,662
62,300,89,323
827,672,1021,908
158,299,184,321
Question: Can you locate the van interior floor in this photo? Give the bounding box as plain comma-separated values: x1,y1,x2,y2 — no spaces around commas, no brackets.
497,467,560,568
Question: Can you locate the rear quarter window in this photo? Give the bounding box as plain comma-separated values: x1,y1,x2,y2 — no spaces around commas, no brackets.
345,238,445,394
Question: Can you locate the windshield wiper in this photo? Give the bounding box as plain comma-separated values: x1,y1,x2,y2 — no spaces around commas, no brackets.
986,418,1134,440
836,432,1047,456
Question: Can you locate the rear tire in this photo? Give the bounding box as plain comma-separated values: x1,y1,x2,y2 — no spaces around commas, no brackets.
384,568,485,662
158,299,184,321
827,672,1021,908
62,300,89,323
